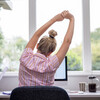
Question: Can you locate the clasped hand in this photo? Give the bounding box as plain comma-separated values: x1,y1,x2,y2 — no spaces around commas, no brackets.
54,10,74,21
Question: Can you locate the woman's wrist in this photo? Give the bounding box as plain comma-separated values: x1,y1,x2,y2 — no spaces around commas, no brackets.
69,16,74,21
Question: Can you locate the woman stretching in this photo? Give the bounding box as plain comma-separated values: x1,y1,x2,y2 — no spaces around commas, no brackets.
19,10,74,86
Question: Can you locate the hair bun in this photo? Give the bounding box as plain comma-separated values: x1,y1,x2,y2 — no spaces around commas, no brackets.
48,29,57,38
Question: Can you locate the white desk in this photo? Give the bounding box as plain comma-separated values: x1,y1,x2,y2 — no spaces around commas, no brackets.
0,91,100,100
0,92,10,98
68,91,100,97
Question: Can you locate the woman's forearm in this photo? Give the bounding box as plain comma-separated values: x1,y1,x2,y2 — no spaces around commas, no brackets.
35,18,56,37
64,17,74,44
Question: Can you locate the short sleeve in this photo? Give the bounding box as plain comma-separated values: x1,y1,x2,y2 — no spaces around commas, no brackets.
47,55,60,72
20,48,34,68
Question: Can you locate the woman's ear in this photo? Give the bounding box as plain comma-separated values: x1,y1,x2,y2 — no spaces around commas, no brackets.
47,52,52,56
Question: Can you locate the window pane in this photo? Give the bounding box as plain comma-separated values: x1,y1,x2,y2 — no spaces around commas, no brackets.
36,0,83,71
90,0,100,70
0,0,29,72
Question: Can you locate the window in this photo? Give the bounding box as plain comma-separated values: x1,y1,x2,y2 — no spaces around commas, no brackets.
0,0,29,72
90,0,100,70
0,0,99,74
36,0,83,71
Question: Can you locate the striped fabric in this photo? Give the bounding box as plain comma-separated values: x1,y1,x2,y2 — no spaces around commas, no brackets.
19,48,59,86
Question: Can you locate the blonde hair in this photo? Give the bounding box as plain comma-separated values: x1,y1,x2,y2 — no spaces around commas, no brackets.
37,29,57,56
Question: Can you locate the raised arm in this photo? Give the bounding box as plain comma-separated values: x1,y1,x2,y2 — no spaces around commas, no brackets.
25,13,64,50
56,11,75,64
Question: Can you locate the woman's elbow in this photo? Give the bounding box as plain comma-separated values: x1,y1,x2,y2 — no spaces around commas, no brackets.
64,38,72,45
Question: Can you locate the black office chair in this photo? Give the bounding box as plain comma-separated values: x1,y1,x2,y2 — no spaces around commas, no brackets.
10,86,70,100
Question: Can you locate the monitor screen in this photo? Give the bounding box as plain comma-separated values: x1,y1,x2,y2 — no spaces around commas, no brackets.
54,56,67,81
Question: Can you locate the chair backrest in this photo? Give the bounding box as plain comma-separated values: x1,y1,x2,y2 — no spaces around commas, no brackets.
10,86,70,100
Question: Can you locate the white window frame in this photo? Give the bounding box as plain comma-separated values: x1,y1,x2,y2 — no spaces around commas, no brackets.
26,0,100,75
69,0,100,75
82,0,92,73
2,0,100,76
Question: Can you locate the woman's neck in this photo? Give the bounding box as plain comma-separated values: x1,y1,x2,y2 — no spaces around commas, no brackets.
37,50,50,57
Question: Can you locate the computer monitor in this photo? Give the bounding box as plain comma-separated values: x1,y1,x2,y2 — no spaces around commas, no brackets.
54,56,67,81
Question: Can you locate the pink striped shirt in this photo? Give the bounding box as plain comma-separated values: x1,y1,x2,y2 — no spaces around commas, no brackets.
19,48,59,86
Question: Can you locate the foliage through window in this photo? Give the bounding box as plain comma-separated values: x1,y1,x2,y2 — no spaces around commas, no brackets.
90,0,100,70
0,0,28,72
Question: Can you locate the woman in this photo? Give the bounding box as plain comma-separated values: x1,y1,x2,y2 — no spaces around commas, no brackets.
19,10,74,86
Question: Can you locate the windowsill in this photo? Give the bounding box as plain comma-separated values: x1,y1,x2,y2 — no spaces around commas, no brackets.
68,71,100,76
1,71,100,78
1,72,18,77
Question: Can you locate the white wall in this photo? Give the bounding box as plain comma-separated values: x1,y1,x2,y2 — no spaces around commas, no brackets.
0,75,100,91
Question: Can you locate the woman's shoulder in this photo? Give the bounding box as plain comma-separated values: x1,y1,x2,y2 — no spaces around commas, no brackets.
48,54,59,63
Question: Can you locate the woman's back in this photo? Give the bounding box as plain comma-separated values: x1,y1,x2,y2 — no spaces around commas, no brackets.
19,48,59,86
